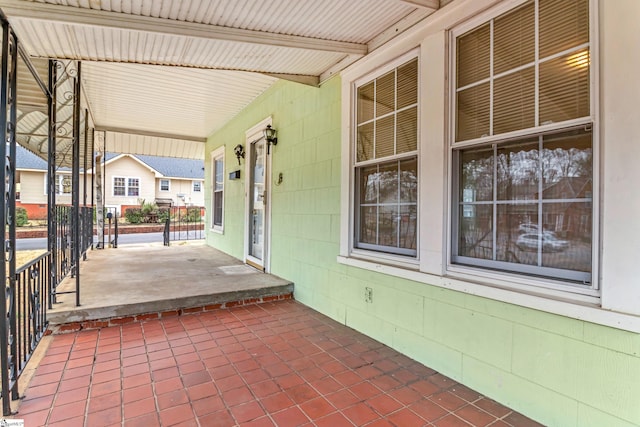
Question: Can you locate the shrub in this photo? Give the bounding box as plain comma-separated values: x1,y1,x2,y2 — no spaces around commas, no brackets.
124,208,143,224
184,207,202,223
16,207,28,227
157,208,170,224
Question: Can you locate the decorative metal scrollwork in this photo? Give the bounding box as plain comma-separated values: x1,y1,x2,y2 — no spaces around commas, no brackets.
30,287,41,351
56,124,72,137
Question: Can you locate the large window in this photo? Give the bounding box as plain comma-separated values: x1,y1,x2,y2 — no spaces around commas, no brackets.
451,0,594,285
354,56,418,257
128,178,140,197
44,173,72,195
113,176,140,197
211,147,224,232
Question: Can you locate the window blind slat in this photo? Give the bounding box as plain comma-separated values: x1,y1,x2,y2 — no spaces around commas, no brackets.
539,54,589,125
376,71,395,117
457,82,490,141
375,115,395,159
494,1,535,75
457,23,490,88
494,67,535,135
397,59,418,109
357,122,374,162
397,107,417,154
539,0,589,59
357,82,374,124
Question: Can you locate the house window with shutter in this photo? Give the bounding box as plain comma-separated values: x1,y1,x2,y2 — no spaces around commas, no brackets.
354,55,418,257
451,0,595,287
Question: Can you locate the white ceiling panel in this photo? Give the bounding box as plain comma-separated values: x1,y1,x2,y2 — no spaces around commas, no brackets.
29,0,417,44
104,131,204,160
0,0,441,158
82,61,277,139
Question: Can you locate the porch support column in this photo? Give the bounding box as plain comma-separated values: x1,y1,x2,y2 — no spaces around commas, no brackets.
82,108,88,260
95,149,104,248
0,15,18,415
72,62,81,306
47,59,57,308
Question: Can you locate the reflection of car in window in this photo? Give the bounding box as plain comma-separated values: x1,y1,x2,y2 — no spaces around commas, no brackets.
518,223,539,234
516,232,569,252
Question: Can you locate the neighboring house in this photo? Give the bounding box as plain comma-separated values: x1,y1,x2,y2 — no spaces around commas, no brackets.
101,152,205,215
16,146,204,219
203,2,640,427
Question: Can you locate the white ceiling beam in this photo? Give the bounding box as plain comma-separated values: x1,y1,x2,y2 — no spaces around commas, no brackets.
367,7,437,52
264,73,320,88
94,126,206,143
0,0,368,56
398,0,439,10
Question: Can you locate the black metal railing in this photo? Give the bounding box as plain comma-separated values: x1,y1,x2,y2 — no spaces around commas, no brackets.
52,205,93,301
161,206,205,245
163,217,170,246
0,14,92,413
79,206,94,257
11,253,51,400
56,205,72,281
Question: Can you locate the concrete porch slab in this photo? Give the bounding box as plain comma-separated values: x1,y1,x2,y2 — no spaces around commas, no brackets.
47,241,293,327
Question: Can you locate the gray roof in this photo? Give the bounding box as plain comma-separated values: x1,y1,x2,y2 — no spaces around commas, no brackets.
16,144,48,170
17,148,204,180
107,153,204,180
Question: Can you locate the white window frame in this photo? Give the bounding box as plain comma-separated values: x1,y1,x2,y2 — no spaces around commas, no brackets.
159,179,170,192
44,173,72,196
113,176,126,197
346,50,421,268
211,146,225,233
193,181,202,192
112,176,141,198
127,177,140,197
446,0,599,298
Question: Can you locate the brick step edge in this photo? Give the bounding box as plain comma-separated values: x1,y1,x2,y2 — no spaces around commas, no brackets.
47,293,293,334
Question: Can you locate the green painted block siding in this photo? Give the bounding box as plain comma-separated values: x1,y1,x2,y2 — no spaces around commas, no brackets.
205,78,640,427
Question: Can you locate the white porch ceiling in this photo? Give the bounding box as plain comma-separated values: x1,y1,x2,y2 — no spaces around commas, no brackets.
0,0,441,159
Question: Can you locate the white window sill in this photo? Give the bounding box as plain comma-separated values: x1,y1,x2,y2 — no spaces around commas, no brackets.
348,249,419,271
337,255,640,333
210,227,224,235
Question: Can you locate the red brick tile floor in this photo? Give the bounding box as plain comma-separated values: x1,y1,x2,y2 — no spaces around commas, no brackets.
11,300,544,426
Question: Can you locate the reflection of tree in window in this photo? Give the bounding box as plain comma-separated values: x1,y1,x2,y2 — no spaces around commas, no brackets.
457,128,592,276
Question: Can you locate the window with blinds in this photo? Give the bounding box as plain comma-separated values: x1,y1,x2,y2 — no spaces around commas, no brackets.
211,148,225,231
354,56,418,257
357,58,418,163
455,0,590,142
451,0,595,288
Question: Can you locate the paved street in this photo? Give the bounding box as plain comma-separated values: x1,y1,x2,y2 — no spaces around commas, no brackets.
17,232,204,250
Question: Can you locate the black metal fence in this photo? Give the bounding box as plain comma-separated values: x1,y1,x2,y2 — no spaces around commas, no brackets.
11,253,51,400
1,13,94,414
161,206,205,245
52,205,93,303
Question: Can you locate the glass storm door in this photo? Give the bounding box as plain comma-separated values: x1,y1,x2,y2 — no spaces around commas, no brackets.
247,138,266,269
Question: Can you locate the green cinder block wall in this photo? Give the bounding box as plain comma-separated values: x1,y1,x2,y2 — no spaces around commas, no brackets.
205,77,640,427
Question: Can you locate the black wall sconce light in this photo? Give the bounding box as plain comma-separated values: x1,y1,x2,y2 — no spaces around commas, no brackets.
234,144,245,165
264,125,278,154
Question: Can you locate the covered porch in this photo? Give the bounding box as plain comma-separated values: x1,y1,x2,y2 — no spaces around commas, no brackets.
12,300,542,427
8,242,542,426
47,242,294,330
